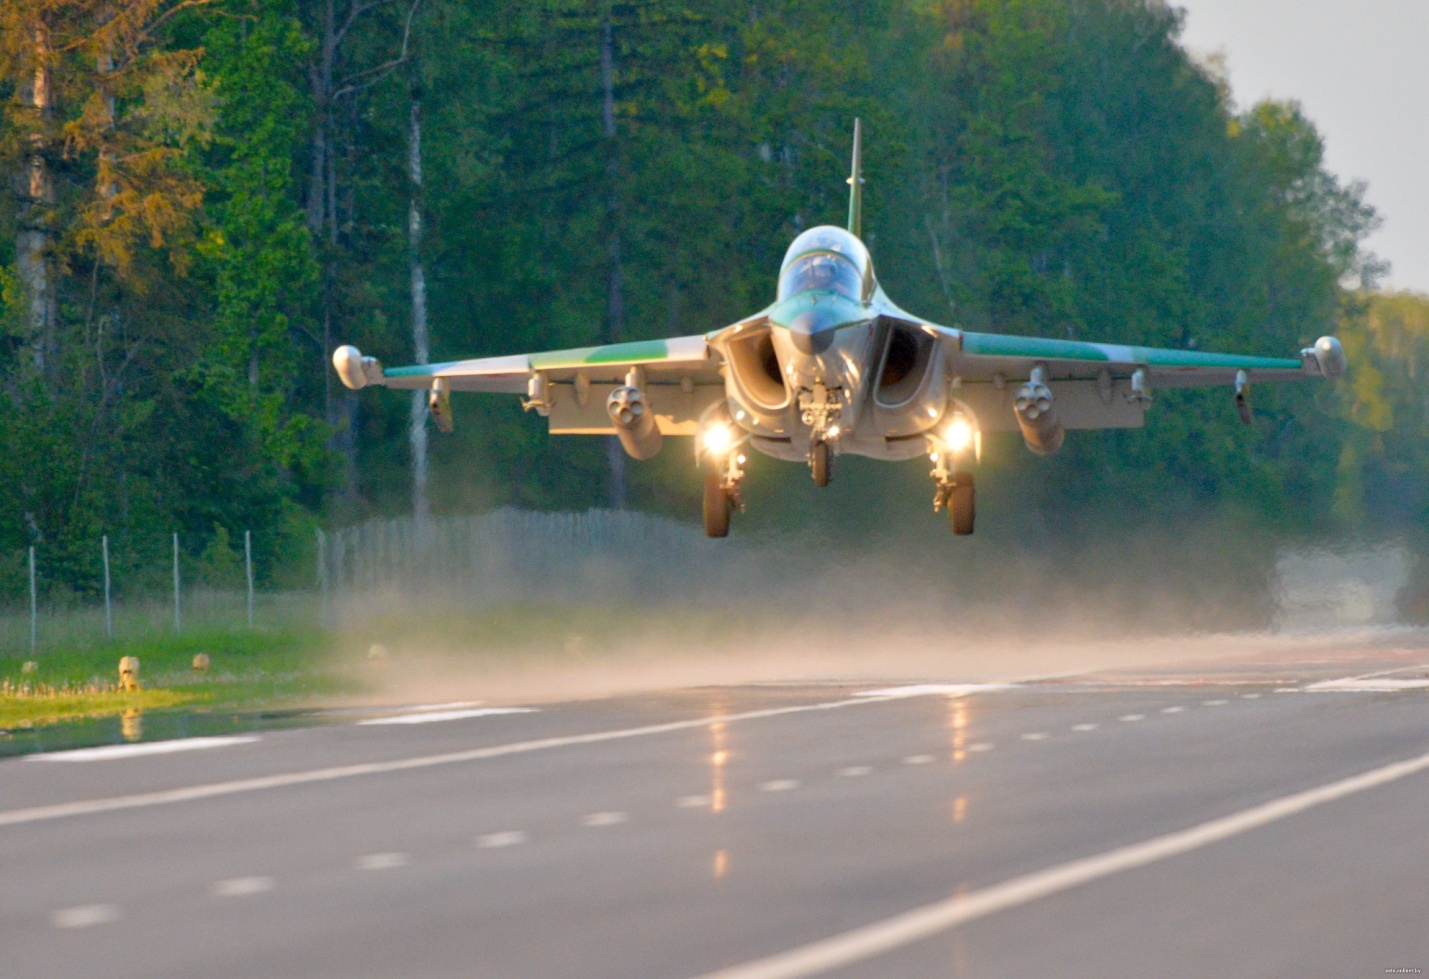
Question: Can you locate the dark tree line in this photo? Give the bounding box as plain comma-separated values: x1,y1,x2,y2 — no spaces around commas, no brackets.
1,0,1423,593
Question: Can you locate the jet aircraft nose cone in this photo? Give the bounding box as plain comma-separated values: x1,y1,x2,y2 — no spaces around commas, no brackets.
787,310,837,355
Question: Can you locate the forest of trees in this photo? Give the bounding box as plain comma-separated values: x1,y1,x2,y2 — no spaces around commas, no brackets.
2,0,1426,593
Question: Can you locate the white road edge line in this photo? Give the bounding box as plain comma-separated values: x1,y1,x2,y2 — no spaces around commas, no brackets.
0,695,904,828
357,707,536,726
28,736,259,762
683,746,1429,979
854,684,1012,699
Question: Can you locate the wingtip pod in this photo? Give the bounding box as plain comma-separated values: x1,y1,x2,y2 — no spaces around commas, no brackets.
1301,335,1346,380
333,344,382,390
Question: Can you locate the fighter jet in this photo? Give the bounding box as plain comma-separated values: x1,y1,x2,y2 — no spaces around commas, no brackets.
333,120,1346,538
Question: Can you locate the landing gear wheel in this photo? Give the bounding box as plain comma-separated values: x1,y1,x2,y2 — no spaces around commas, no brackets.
949,471,975,536
703,472,731,538
811,440,833,487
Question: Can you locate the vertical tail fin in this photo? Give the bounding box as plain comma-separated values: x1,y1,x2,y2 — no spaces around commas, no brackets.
846,118,864,239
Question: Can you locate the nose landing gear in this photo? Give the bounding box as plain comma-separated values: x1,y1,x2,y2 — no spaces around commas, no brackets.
810,439,833,487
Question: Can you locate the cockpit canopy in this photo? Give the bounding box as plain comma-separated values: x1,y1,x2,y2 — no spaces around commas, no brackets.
777,226,871,303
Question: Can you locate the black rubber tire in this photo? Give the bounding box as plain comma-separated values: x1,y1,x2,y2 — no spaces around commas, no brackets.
950,471,975,536
703,472,730,538
811,440,833,487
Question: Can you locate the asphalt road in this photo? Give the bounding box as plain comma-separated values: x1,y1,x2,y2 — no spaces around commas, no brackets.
3,638,1429,978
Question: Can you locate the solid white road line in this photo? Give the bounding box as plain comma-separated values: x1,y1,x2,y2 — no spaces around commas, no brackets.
357,707,536,726
855,684,1012,699
29,737,259,763
1305,677,1429,693
355,852,409,871
52,904,119,929
212,876,274,897
476,831,527,849
686,746,1429,979
0,695,898,829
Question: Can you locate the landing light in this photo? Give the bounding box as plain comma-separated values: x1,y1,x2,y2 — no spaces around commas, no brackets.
945,416,974,454
703,422,734,456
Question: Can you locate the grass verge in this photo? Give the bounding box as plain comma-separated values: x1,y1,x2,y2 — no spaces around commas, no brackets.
0,623,355,729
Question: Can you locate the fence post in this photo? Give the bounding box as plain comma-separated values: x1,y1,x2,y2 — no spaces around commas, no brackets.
172,532,181,635
317,529,328,629
245,530,254,631
28,545,37,656
102,535,113,640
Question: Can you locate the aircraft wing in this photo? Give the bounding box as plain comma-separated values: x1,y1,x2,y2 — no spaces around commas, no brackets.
920,324,1345,432
332,335,726,435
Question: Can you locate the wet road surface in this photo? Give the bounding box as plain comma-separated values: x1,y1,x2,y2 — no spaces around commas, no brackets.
3,637,1428,978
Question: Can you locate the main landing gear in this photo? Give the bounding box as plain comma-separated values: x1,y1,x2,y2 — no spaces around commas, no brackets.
703,472,733,538
934,471,976,536
931,412,978,536
700,414,745,538
702,461,745,538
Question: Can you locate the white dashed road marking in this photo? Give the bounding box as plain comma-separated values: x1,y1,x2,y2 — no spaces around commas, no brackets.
1072,724,1098,732
1240,693,1261,700
356,852,409,871
1161,706,1185,714
967,743,994,753
1119,714,1145,722
677,795,713,808
29,737,259,763
760,780,799,793
837,766,872,777
904,755,936,765
1020,733,1048,742
476,831,527,849
581,811,628,827
1202,700,1229,706
213,876,274,897
686,747,1429,979
52,905,119,929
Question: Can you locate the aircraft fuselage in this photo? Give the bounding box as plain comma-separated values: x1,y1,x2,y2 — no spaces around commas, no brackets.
710,225,952,464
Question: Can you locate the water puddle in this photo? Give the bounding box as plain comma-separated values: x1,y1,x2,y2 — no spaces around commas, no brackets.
0,707,334,760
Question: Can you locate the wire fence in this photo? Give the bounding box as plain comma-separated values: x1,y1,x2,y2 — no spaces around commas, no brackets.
1,530,295,658
315,508,787,619
4,513,1422,658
